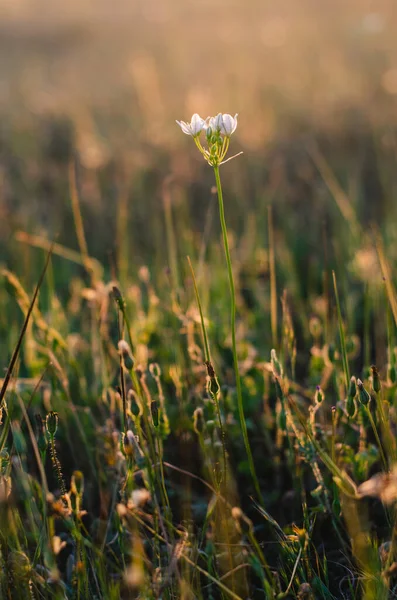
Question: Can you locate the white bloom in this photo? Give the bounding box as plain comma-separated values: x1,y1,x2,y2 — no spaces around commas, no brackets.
176,113,205,137
208,113,224,132
207,113,238,136
220,113,238,136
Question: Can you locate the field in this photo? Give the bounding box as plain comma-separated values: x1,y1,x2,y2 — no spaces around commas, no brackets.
2,1,397,598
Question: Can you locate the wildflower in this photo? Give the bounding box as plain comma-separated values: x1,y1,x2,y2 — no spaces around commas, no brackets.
207,113,238,136
176,111,240,166
175,113,206,137
220,113,238,136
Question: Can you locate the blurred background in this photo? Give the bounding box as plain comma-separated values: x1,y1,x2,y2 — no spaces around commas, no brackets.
1,0,397,279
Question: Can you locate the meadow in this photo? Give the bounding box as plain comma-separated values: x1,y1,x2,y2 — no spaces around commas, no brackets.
3,2,397,599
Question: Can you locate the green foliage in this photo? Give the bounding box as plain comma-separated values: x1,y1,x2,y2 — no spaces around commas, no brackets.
3,119,397,599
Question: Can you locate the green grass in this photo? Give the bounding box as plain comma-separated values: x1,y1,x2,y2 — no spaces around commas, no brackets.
2,116,397,599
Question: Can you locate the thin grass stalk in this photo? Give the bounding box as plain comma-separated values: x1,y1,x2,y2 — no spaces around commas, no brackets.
213,165,262,502
332,270,350,391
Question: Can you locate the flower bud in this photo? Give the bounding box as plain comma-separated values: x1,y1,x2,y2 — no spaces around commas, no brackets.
371,365,381,394
118,340,134,370
315,386,324,404
271,349,283,378
45,412,58,437
348,376,357,399
357,379,371,406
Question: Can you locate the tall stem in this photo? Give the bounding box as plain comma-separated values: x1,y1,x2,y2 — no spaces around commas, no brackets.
213,165,262,502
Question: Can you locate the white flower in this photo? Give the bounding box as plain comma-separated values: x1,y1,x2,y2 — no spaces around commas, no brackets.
208,113,224,132
207,113,238,136
176,113,205,137
220,113,238,136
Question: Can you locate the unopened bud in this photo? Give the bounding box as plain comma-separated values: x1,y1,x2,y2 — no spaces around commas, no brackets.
348,376,357,399
45,412,58,437
315,386,324,404
357,379,371,406
371,365,381,394
271,349,283,378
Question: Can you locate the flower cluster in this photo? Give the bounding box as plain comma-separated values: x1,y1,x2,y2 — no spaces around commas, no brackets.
176,112,238,167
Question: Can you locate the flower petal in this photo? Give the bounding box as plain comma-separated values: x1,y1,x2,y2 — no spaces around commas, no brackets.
176,120,193,135
221,113,238,136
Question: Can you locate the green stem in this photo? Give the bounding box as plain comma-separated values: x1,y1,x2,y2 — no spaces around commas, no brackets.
213,165,262,502
366,406,388,471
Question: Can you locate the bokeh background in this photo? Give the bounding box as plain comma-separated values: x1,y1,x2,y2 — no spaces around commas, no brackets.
2,0,397,281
